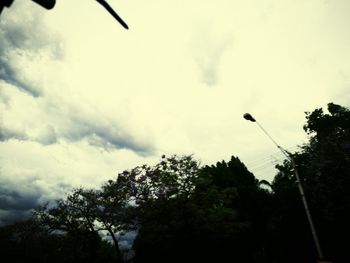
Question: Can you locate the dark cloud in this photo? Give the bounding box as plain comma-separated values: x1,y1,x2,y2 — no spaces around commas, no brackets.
0,177,74,226
0,189,40,211
64,116,154,154
88,126,153,154
112,230,137,255
0,126,28,142
0,61,41,97
0,126,58,145
0,209,32,226
0,186,42,226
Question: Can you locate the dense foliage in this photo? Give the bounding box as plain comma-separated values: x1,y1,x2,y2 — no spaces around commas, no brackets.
270,103,350,263
0,103,349,262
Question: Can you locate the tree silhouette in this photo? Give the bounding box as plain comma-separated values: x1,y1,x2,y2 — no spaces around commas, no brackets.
271,103,350,262
1,103,348,263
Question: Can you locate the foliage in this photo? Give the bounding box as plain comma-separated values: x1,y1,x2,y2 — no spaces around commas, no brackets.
35,185,136,262
1,102,349,263
0,219,119,263
271,102,350,262
132,155,271,263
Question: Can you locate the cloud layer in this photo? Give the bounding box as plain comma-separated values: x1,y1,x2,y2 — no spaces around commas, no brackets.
1,0,350,225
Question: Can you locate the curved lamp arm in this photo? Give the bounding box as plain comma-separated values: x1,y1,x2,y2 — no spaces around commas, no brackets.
96,0,128,29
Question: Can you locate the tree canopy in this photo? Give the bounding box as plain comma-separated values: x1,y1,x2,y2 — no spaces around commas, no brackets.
0,102,349,263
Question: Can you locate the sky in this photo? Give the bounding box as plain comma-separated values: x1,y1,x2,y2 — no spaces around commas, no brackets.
0,0,350,226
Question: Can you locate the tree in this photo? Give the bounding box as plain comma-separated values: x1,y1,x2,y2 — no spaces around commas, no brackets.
34,188,111,262
35,185,136,263
271,103,350,262
97,177,138,262
5,103,347,262
0,218,119,263
194,156,272,262
129,155,200,263
132,155,271,263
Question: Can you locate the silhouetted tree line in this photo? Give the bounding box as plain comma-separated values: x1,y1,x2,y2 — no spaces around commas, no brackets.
0,103,349,263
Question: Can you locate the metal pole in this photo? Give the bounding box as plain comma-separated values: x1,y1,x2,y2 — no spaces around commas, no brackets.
252,119,324,261
289,156,324,260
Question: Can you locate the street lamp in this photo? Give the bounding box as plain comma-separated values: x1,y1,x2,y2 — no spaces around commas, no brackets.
0,0,128,29
0,0,55,14
243,113,326,262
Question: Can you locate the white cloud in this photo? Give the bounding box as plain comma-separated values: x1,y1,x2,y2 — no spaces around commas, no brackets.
1,0,350,224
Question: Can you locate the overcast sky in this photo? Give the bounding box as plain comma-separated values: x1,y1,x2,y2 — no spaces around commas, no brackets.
1,0,350,225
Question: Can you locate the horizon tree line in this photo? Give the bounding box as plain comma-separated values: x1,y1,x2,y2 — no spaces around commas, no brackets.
0,102,349,263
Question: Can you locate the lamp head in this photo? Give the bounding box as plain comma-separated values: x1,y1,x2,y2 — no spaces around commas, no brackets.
243,113,256,122
31,0,56,9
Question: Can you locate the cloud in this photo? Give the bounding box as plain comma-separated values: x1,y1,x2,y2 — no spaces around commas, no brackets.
0,179,44,226
117,230,138,253
0,83,154,153
0,137,157,226
0,126,28,142
1,0,350,227
0,188,40,211
191,25,233,86
0,1,157,225
0,60,41,97
0,1,154,154
0,1,64,97
57,103,154,154
0,209,32,226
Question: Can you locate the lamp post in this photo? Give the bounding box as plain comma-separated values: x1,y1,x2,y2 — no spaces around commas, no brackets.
243,113,326,262
0,0,128,29
0,0,55,14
